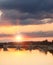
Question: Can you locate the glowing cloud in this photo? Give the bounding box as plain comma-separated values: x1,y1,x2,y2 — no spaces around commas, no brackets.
0,10,3,17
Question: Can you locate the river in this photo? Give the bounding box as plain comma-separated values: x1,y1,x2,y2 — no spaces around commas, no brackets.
0,49,53,65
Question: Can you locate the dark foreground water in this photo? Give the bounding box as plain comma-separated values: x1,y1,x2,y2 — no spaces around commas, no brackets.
0,48,53,65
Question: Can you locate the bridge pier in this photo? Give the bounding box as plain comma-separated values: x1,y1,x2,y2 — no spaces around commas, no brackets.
3,45,8,51
16,45,22,50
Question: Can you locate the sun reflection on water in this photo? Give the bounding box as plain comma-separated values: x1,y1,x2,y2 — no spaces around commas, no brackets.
0,49,53,65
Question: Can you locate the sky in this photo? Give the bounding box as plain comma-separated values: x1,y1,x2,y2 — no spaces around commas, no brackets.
0,0,53,42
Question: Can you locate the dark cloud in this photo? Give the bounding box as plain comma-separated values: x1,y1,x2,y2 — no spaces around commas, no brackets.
20,19,45,25
0,0,53,25
0,34,14,37
0,16,48,25
22,31,53,37
0,0,53,13
2,10,31,20
2,10,53,20
0,31,53,37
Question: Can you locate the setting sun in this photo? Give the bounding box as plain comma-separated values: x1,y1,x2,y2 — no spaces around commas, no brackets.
14,34,30,42
15,34,24,42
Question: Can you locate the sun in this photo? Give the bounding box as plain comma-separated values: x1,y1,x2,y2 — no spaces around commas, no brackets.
14,33,30,42
15,35,23,42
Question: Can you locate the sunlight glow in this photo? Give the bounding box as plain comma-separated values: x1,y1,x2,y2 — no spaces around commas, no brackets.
15,34,24,42
0,10,3,16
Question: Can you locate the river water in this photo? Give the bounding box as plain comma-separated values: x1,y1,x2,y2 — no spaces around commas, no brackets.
0,49,53,65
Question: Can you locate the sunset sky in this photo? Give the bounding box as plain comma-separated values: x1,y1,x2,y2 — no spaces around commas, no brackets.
0,0,53,42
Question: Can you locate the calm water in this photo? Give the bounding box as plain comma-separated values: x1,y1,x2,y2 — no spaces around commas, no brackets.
0,49,53,65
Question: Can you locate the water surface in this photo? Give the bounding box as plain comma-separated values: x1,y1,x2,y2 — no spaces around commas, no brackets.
0,49,53,65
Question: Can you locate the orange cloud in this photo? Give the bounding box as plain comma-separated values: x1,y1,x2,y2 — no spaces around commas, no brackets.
0,23,53,34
